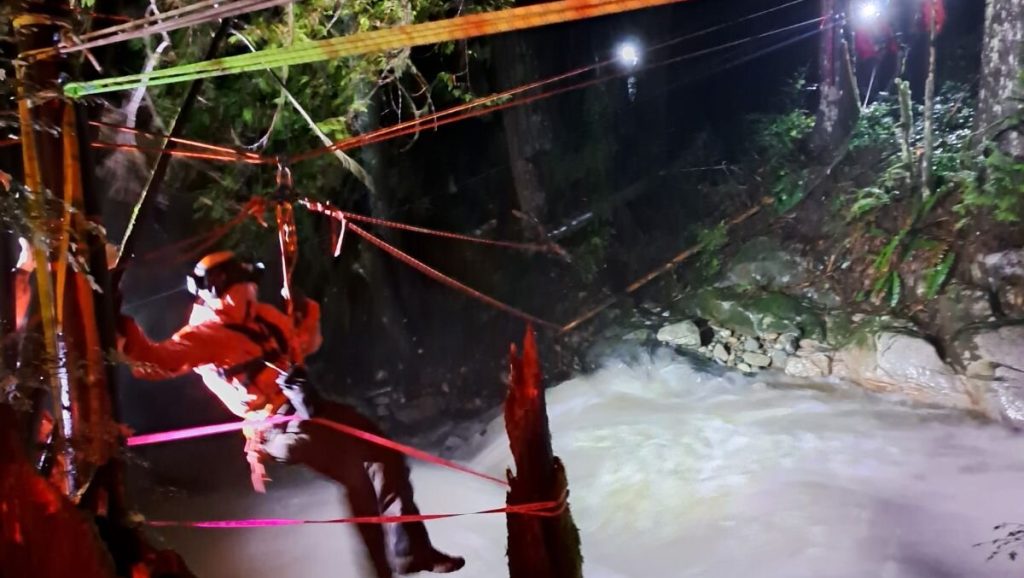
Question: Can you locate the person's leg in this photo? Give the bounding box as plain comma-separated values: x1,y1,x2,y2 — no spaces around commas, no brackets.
316,404,465,574
260,423,394,578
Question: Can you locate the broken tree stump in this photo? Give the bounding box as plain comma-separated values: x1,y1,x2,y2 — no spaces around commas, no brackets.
504,325,582,578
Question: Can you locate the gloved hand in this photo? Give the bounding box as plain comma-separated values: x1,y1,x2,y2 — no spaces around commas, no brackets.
278,365,313,418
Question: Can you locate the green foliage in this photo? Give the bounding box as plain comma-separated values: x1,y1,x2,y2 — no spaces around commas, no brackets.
571,225,609,284
953,150,1024,225
847,187,893,221
137,0,512,288
749,109,815,213
694,221,728,279
849,98,898,152
923,249,955,300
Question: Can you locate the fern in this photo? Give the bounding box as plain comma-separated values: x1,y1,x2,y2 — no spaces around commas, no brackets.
924,250,955,300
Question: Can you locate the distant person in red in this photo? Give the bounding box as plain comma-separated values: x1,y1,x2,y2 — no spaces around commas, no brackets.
851,0,945,99
116,251,464,577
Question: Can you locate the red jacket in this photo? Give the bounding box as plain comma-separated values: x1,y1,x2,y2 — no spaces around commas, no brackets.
120,298,322,417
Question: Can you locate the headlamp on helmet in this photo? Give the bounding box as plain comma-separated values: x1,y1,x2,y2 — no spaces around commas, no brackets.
186,251,265,299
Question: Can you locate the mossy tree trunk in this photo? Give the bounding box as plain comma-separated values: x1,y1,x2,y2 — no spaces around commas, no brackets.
977,0,1023,158
809,0,860,162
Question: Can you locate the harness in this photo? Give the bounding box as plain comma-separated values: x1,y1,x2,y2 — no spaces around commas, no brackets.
219,312,294,494
220,313,291,385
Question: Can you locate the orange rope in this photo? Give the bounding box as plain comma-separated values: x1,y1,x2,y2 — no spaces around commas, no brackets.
304,200,559,330
89,141,265,163
339,212,564,255
89,120,267,161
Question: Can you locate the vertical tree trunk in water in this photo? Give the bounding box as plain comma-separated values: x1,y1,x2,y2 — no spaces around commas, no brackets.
809,0,860,161
977,0,1023,157
505,326,582,578
494,10,554,228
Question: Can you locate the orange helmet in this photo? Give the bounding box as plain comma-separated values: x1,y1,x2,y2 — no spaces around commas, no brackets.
187,251,264,298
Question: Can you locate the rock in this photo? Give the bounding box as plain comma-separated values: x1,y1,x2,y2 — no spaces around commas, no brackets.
656,321,701,347
763,332,780,341
971,248,1024,316
694,288,825,340
743,337,761,351
743,351,772,367
727,336,739,346
926,282,993,340
736,362,753,373
719,237,810,290
713,343,730,363
771,349,789,368
798,338,825,351
834,331,975,411
785,354,831,378
951,321,1024,425
624,329,654,342
781,333,799,353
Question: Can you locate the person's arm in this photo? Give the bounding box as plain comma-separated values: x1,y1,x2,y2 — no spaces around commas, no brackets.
118,316,224,380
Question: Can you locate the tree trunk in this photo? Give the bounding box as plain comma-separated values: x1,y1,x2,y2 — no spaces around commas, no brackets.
494,12,554,229
976,0,1023,158
15,0,75,496
505,326,582,578
809,0,860,161
920,0,938,199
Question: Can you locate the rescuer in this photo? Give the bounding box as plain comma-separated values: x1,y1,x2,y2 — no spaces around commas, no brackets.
115,251,464,577
851,0,946,100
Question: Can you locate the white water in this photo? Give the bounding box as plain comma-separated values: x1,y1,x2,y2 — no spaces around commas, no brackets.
146,350,1024,578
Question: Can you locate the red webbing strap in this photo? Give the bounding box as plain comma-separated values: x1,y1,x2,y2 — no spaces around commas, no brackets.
307,417,507,487
144,495,566,528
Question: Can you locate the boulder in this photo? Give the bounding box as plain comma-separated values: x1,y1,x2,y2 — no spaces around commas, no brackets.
784,353,832,378
693,288,825,340
926,282,994,339
655,320,701,348
951,321,1024,425
971,248,1024,316
833,331,977,411
719,236,810,290
713,343,730,363
742,351,772,367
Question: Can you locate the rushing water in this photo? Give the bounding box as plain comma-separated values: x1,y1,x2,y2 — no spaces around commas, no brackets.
144,349,1024,578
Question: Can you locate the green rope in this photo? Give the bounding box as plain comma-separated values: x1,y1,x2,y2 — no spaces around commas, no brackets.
64,0,684,98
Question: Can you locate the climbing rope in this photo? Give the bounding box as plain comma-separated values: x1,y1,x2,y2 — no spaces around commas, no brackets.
63,0,690,97
302,199,560,330
22,0,294,60
87,11,827,168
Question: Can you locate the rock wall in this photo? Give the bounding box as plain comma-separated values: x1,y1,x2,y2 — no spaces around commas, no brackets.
590,238,1024,427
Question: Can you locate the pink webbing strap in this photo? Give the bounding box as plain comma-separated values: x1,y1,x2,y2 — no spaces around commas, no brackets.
125,415,296,447
126,415,507,487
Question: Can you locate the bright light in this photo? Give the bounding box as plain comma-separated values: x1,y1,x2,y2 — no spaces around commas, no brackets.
857,1,881,21
617,42,640,67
